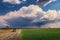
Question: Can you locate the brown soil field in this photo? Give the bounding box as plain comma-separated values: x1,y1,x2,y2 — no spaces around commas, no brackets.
0,29,21,40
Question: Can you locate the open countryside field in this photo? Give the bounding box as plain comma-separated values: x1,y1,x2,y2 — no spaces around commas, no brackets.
20,29,60,40
0,29,60,40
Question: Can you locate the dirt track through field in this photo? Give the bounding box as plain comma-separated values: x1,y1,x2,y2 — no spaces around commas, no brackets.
0,29,21,40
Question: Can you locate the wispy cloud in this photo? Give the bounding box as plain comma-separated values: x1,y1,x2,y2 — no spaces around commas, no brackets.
37,0,56,7
3,0,26,4
44,0,56,6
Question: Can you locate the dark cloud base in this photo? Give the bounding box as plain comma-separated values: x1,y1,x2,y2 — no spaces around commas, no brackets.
4,17,60,28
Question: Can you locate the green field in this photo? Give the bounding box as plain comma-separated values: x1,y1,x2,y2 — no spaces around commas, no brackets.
20,29,60,40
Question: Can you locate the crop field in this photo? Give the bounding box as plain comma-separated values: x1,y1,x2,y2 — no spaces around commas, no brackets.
20,29,60,40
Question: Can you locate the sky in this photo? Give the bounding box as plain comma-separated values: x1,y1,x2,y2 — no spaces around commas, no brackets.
0,0,36,15
0,0,60,28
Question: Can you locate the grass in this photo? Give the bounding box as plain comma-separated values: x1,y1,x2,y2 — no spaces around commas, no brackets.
20,29,60,40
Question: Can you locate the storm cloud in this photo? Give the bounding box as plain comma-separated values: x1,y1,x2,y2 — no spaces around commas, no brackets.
0,5,60,28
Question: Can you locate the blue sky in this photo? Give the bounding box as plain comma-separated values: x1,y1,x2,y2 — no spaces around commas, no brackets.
0,0,37,15
43,0,60,11
0,0,60,15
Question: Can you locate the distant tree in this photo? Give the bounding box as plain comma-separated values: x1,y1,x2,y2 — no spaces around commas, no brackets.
5,26,9,29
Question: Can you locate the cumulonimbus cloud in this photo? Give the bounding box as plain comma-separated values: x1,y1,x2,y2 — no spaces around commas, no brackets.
0,5,60,28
